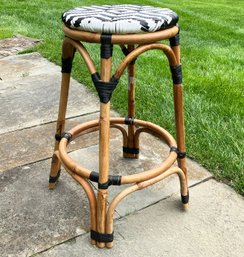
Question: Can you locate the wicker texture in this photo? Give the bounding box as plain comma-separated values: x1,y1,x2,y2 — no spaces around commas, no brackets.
62,4,178,34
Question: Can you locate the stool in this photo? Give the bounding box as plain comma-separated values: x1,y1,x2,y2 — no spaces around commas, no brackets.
49,4,189,248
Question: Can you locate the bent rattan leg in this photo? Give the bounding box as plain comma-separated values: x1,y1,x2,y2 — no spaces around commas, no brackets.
49,40,75,189
105,167,188,248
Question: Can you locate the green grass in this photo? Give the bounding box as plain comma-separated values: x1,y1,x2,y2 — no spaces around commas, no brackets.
0,0,243,194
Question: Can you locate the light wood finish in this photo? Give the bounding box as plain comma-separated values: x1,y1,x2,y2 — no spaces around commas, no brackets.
171,44,187,186
114,43,177,80
96,56,112,248
50,22,188,248
49,40,75,189
63,24,179,44
124,44,136,158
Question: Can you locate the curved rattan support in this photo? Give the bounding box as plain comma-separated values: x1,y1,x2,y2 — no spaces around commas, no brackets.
63,37,97,74
110,124,128,147
114,43,177,79
53,151,97,245
65,169,97,245
105,166,188,248
63,24,179,44
58,117,178,185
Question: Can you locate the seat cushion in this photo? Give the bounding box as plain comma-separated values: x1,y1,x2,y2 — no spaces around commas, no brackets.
62,4,178,34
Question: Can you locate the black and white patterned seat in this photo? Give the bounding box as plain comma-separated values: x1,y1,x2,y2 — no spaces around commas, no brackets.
62,4,178,34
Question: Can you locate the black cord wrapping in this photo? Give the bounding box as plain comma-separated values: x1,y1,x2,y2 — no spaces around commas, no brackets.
170,146,186,159
169,33,180,46
124,116,135,125
91,72,119,103
55,132,72,142
181,191,189,204
89,172,122,189
170,64,182,84
49,170,61,183
123,147,139,155
101,33,113,59
121,46,137,64
90,230,114,243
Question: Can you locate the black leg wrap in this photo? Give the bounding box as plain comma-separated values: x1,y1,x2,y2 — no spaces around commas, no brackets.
181,191,189,204
49,170,61,183
123,147,139,155
124,116,135,125
55,132,72,142
61,56,73,73
89,171,99,183
91,73,119,103
89,172,122,189
169,33,180,46
121,46,137,64
91,230,114,243
170,146,186,159
170,64,182,84
101,33,113,59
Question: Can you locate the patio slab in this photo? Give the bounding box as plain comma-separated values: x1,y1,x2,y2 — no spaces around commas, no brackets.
36,179,244,257
0,53,99,134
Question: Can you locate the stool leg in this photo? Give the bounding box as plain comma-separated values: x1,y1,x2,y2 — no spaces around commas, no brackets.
173,84,187,183
49,42,75,189
96,57,112,248
123,45,137,159
172,44,188,188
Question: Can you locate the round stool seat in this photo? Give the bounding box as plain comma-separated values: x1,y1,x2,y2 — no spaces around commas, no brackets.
62,4,178,34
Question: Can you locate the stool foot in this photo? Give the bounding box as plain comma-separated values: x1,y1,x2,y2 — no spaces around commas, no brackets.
182,203,189,209
48,170,60,189
123,146,139,159
181,191,189,209
49,153,61,190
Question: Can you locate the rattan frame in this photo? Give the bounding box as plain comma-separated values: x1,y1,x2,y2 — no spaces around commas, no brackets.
49,24,188,248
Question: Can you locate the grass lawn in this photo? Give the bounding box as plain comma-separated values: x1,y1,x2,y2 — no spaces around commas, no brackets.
0,0,243,194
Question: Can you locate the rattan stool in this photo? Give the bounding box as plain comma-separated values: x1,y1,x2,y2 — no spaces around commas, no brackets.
49,4,189,248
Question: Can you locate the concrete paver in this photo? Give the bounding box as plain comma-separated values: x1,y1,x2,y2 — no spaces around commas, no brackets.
0,53,99,134
0,160,89,257
69,134,212,217
36,179,244,257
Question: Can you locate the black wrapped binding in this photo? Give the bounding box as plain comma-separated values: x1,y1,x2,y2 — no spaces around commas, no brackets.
89,172,122,189
181,191,189,204
169,33,180,46
101,33,113,59
61,56,73,73
91,230,114,243
170,64,182,84
124,116,135,125
123,147,139,155
91,72,119,103
89,171,99,183
55,132,72,142
49,170,61,183
121,46,137,64
170,146,186,159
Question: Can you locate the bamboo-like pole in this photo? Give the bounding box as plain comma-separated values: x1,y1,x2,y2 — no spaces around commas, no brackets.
96,56,112,248
49,39,75,189
124,44,136,158
171,42,188,186
173,84,187,185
